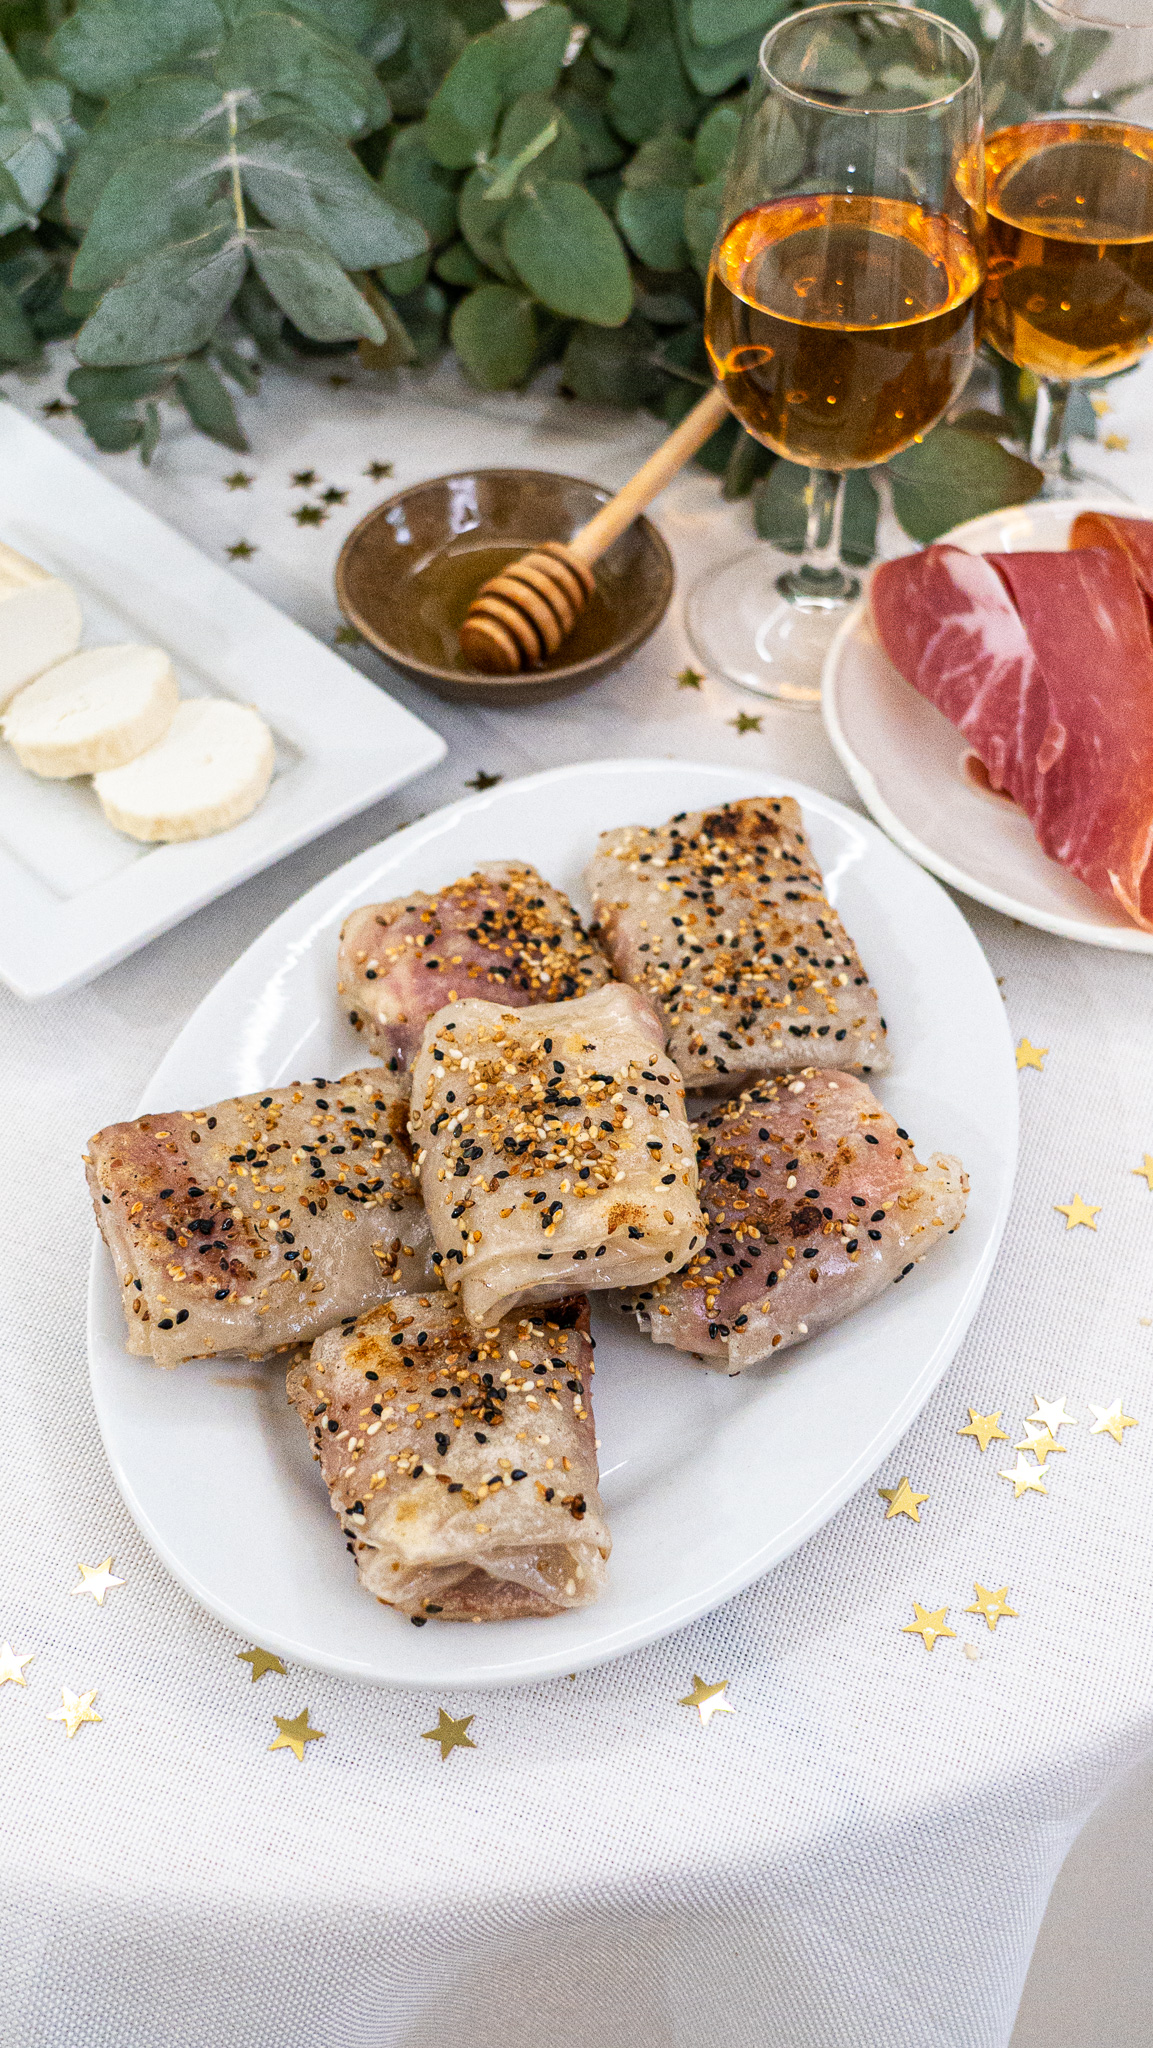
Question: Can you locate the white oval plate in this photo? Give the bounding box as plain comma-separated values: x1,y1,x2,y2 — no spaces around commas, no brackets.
87,759,1016,1690
822,497,1153,952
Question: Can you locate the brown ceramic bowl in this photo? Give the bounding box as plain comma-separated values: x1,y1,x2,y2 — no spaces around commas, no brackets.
334,468,675,707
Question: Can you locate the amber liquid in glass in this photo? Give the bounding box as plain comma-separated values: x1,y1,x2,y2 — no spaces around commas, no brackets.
984,118,1153,379
704,195,983,469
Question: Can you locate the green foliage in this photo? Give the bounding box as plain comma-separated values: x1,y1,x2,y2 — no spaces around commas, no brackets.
0,0,1049,558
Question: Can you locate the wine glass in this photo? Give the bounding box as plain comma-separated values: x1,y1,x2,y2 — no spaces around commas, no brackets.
982,0,1153,487
686,2,985,705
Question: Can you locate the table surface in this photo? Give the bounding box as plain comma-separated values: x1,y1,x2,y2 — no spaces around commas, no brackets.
3,346,1153,2048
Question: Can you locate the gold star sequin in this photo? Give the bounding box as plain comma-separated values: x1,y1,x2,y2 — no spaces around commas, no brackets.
466,770,502,791
268,1707,324,1760
965,1582,1018,1631
334,623,363,645
329,373,351,388
1133,1156,1153,1192
226,539,257,560
901,1603,955,1651
365,460,393,479
291,468,317,486
0,1643,34,1688
1087,1398,1138,1445
998,1454,1048,1498
729,710,762,734
421,1709,476,1760
1104,432,1129,451
958,1408,1007,1453
70,1558,124,1606
48,1688,101,1738
1054,1193,1100,1230
224,470,254,489
1028,1394,1078,1435
1016,1427,1065,1466
678,1675,733,1724
41,397,73,417
1015,1038,1048,1071
320,486,347,504
878,1475,929,1521
676,665,703,689
293,503,326,526
238,1646,286,1682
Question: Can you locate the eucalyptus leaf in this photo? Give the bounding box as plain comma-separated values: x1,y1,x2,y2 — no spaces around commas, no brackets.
722,425,771,498
69,397,144,451
388,277,448,363
139,398,162,464
458,163,515,280
434,238,484,286
754,461,834,551
238,117,426,268
494,92,584,189
693,100,741,182
596,4,700,142
75,223,246,365
503,178,631,325
555,91,624,174
616,186,689,271
176,352,249,447
674,5,775,97
377,250,429,296
379,121,460,247
51,0,225,98
450,280,536,388
687,0,781,47
886,424,1043,543
356,272,418,368
425,3,572,169
683,173,724,274
216,10,390,140
212,340,262,392
560,315,660,406
64,79,227,234
578,0,630,38
233,266,297,361
840,469,878,566
246,224,385,340
0,276,37,360
68,363,173,402
72,140,229,292
622,133,695,190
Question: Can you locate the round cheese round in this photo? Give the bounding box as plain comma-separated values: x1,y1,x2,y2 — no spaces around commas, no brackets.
2,644,179,777
93,698,275,842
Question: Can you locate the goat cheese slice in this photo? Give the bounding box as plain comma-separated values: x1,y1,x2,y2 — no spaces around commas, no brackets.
0,542,83,710
93,698,275,842
2,644,179,777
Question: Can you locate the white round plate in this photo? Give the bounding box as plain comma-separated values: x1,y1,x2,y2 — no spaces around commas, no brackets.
88,759,1016,1690
822,498,1153,953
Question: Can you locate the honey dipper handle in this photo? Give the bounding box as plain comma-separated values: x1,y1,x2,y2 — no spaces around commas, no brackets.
565,384,731,569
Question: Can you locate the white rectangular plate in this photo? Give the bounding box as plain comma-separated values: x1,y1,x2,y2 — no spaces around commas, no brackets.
87,760,1017,1689
0,406,444,998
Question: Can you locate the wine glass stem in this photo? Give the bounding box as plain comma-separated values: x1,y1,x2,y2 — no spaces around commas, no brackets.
777,470,860,607
1029,379,1072,466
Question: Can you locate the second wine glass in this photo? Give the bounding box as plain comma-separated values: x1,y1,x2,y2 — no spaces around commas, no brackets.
687,2,986,704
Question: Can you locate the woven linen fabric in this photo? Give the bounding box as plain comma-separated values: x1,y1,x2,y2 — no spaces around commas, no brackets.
1,355,1151,2048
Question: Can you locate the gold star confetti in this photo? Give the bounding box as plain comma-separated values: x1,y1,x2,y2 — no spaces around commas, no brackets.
1132,1155,1153,1192
1028,1394,1078,1434
730,710,762,734
1015,1038,1048,1071
334,623,364,645
1090,393,1111,417
293,503,327,526
226,539,257,560
421,1708,476,1760
48,1688,101,1738
678,1675,733,1724
223,470,254,489
878,1475,929,1521
965,1582,1018,1631
998,1454,1048,1498
1104,432,1129,451
0,1643,34,1688
291,468,317,486
1054,1193,1100,1230
41,397,73,417
901,1603,955,1651
1016,1427,1065,1466
958,1408,1007,1453
466,769,502,791
676,665,703,689
70,1557,124,1606
268,1707,325,1760
365,460,393,479
329,373,352,388
1087,1398,1138,1445
237,1646,286,1682
320,486,348,504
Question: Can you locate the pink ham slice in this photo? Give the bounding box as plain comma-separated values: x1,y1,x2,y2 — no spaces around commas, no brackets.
870,543,1153,930
1070,513,1153,619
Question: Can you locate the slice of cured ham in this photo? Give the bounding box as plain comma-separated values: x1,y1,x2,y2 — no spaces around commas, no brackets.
627,1069,967,1372
338,862,610,1080
1069,512,1153,616
870,543,1153,929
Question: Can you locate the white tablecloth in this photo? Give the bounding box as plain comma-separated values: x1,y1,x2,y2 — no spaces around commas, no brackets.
3,349,1153,2048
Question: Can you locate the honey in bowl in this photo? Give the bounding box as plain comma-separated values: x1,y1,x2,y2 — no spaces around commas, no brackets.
397,540,618,675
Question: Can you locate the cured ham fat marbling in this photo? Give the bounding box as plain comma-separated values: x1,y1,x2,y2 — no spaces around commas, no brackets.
870,543,1153,930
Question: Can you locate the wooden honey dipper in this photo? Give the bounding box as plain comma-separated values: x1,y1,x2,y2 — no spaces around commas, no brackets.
458,384,730,674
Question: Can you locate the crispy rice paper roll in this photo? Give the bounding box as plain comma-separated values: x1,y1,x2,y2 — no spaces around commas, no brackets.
628,1070,966,1371
586,798,888,1089
338,861,611,1078
86,1069,439,1367
288,1293,610,1620
408,982,705,1327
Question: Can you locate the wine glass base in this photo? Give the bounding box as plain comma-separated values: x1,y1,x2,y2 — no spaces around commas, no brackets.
685,547,860,705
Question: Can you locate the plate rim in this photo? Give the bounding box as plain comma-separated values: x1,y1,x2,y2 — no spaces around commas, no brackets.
821,495,1153,954
87,756,1018,1688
